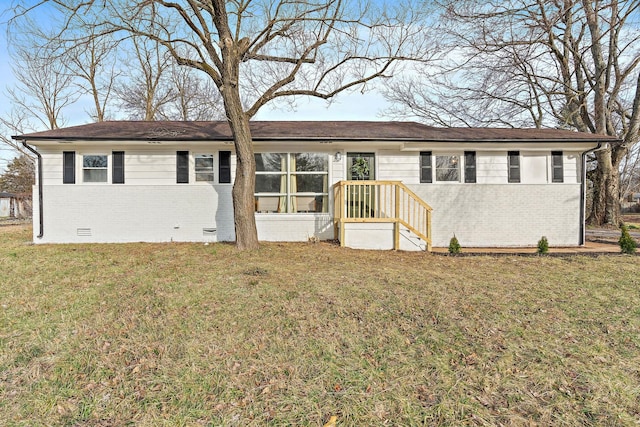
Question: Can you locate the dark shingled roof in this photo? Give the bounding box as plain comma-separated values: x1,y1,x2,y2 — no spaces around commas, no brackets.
14,120,619,143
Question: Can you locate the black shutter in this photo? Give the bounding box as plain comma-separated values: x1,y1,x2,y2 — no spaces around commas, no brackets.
177,151,189,184
63,151,75,184
508,151,520,183
219,151,231,184
464,151,476,183
112,151,125,184
551,151,563,183
420,151,432,183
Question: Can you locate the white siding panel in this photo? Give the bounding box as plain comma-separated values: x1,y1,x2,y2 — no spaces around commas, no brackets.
378,151,419,184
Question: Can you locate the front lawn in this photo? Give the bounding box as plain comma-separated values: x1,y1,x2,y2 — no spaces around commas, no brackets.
1,225,639,426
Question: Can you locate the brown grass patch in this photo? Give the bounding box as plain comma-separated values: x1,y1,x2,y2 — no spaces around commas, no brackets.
1,225,640,425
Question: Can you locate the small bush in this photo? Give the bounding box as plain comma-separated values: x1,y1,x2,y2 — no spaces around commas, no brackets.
619,225,637,254
448,235,461,254
537,236,549,255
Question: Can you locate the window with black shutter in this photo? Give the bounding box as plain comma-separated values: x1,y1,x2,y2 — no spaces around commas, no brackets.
551,151,563,183
112,151,125,184
219,151,231,184
419,151,432,183
63,151,75,184
464,151,476,183
508,151,520,183
176,151,189,184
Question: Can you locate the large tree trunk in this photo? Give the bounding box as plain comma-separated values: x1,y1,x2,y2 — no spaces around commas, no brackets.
228,109,259,250
588,148,621,226
219,32,259,250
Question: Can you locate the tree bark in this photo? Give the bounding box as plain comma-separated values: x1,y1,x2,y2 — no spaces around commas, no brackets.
588,148,622,226
225,98,259,251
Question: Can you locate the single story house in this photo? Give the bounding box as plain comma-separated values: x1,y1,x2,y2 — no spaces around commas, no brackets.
13,121,617,250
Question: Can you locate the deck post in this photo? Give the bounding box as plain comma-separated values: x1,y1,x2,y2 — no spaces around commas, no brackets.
394,184,400,250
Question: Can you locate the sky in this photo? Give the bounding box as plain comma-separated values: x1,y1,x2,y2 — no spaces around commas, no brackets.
0,4,396,173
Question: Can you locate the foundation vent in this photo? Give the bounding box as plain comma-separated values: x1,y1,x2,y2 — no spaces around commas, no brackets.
203,228,217,236
77,228,92,237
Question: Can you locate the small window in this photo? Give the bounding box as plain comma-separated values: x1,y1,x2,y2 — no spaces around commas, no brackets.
420,151,432,183
112,151,125,184
83,155,108,183
435,155,460,182
464,151,476,183
508,151,520,183
195,154,214,182
552,151,563,183
219,151,231,183
176,151,189,184
63,151,75,184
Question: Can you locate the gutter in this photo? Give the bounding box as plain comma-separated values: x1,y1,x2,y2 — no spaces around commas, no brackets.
21,141,43,239
579,142,610,245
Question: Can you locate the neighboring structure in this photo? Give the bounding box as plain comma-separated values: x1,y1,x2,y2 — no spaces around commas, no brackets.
13,121,617,250
0,192,31,219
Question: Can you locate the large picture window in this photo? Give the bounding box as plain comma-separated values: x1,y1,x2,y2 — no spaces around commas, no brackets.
83,155,108,183
255,153,328,213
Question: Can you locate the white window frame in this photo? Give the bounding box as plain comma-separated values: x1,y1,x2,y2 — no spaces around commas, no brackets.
434,154,461,183
254,152,329,214
194,153,215,183
82,154,109,183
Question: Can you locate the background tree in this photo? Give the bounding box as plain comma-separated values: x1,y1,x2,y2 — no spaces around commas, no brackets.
114,37,175,121
0,154,35,194
22,0,431,250
385,0,640,226
62,30,119,122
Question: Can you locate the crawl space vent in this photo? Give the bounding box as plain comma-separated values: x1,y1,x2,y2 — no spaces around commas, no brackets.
203,228,216,236
77,228,92,237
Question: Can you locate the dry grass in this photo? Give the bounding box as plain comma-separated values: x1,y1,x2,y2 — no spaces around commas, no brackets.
1,224,640,426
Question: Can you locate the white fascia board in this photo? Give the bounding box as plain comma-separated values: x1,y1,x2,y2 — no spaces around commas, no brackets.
400,141,602,152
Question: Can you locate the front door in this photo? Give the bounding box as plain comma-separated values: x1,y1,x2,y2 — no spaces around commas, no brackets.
347,153,375,217
347,152,375,181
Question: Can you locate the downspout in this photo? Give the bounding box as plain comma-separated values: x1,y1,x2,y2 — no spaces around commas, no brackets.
580,142,609,245
21,141,43,239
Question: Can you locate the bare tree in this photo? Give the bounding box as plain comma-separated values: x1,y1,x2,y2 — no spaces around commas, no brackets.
385,0,640,226
63,30,120,122
114,37,176,121
166,66,226,121
6,26,80,130
21,0,431,249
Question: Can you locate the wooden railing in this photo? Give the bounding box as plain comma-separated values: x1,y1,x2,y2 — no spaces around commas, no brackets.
333,180,433,251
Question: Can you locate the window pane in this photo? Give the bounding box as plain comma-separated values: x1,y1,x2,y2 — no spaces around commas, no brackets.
83,155,107,168
292,174,327,193
435,155,460,181
256,174,285,193
195,155,213,170
195,154,214,182
83,169,107,182
196,173,214,182
294,153,328,172
255,196,284,213
292,196,327,213
255,153,286,172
